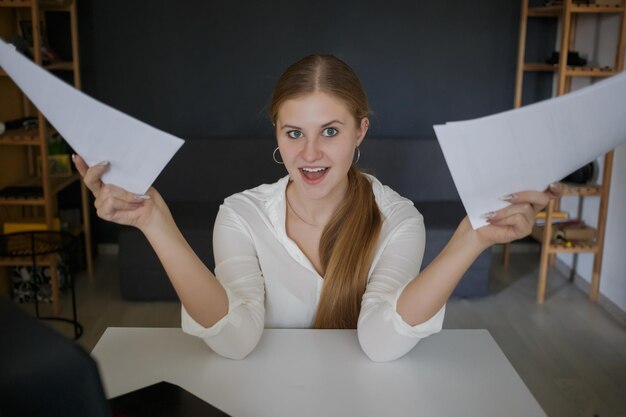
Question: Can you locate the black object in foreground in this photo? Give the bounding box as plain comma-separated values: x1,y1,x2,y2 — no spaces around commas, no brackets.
110,381,231,417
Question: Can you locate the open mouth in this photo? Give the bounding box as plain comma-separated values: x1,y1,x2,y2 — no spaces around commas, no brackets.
299,167,329,183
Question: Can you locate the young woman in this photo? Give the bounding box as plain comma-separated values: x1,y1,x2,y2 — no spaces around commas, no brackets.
74,55,561,362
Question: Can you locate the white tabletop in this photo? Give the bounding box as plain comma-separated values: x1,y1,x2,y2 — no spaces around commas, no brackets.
91,328,546,417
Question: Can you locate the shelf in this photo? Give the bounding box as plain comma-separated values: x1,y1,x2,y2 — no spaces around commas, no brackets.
562,184,603,196
0,0,74,9
0,124,58,146
547,239,598,254
0,0,32,8
0,253,57,267
528,5,563,16
44,61,74,71
0,127,40,145
524,63,557,72
0,172,79,206
523,63,617,77
528,3,625,17
571,4,624,13
565,66,617,77
1,61,74,77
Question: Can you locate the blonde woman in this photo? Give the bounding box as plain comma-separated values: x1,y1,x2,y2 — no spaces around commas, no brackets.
74,55,561,362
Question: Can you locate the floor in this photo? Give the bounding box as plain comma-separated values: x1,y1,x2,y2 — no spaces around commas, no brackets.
19,249,626,417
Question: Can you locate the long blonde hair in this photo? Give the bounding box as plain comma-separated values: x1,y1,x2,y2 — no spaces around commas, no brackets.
270,55,382,329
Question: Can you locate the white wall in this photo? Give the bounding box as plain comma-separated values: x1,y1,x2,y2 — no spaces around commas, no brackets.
557,14,626,312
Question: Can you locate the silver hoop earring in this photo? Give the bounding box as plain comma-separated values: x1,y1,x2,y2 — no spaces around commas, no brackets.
273,147,284,165
353,147,361,165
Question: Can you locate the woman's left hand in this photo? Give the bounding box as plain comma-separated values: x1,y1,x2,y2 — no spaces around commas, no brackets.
474,183,564,247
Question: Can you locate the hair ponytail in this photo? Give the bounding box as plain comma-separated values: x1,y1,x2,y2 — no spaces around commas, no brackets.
314,166,381,328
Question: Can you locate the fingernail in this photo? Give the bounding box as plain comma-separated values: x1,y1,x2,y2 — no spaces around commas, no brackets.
549,182,560,190
499,193,516,202
96,161,110,166
481,211,496,220
133,194,151,200
71,154,76,162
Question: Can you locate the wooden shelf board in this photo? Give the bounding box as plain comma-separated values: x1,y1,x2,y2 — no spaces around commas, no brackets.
0,0,32,8
44,61,74,71
528,5,562,17
564,66,617,77
524,63,556,72
0,127,40,145
562,184,603,196
528,4,624,16
0,124,58,146
18,172,80,194
0,0,75,9
547,240,599,254
523,63,617,77
0,173,79,206
0,254,56,266
571,4,625,13
0,196,45,206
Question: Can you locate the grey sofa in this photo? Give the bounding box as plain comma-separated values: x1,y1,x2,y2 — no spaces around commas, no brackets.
118,137,491,300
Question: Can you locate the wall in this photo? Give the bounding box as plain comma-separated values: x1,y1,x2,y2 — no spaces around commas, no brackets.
72,0,520,138
59,0,523,242
557,14,626,313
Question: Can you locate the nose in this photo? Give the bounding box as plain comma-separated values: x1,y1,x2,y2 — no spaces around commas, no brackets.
302,137,322,162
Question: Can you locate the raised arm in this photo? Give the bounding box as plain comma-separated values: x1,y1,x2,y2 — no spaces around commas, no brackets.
359,185,562,362
396,186,562,326
73,155,228,328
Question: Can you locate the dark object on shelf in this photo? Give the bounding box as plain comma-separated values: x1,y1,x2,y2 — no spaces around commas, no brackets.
6,35,32,57
4,116,38,130
546,51,588,66
0,186,44,198
561,160,598,185
0,231,82,339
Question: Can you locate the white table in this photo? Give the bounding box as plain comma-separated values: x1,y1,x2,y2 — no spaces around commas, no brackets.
91,328,546,417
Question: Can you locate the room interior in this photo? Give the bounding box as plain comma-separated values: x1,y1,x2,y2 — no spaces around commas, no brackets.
1,1,625,417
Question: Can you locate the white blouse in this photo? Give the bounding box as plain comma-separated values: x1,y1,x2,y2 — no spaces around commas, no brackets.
181,175,445,362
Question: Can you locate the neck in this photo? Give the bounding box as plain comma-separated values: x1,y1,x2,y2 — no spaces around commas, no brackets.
286,180,348,228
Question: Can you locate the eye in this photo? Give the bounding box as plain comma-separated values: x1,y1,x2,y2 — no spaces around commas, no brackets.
322,127,338,137
287,130,303,139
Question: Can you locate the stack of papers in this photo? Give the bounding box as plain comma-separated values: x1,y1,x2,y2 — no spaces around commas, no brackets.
0,38,184,194
434,72,626,229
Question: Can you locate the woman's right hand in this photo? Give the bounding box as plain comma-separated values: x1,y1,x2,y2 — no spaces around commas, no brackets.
72,154,171,231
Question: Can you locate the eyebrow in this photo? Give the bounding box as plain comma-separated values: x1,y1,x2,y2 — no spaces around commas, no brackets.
280,120,345,130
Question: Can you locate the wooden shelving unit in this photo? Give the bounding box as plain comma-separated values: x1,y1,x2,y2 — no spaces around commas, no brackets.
0,0,93,314
503,0,626,303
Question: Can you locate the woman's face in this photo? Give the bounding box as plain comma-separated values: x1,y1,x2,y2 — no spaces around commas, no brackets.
275,92,368,202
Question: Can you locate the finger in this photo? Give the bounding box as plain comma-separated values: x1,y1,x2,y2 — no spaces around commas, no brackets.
501,190,552,212
546,182,564,198
82,161,110,195
94,184,150,214
489,212,534,241
95,195,145,222
489,202,535,225
72,154,89,177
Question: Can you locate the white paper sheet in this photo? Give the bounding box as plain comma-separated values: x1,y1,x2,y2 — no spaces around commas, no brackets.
0,38,184,194
434,71,626,229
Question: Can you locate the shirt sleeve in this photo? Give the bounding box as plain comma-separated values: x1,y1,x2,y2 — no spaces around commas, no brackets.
357,212,445,362
181,204,265,360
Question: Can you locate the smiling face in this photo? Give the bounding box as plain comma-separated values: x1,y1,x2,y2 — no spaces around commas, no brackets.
276,91,368,204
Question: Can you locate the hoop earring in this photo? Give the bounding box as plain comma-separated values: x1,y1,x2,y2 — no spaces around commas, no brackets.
273,147,284,165
353,147,361,165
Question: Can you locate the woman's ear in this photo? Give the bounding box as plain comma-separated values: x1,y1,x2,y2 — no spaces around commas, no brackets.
356,117,369,147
